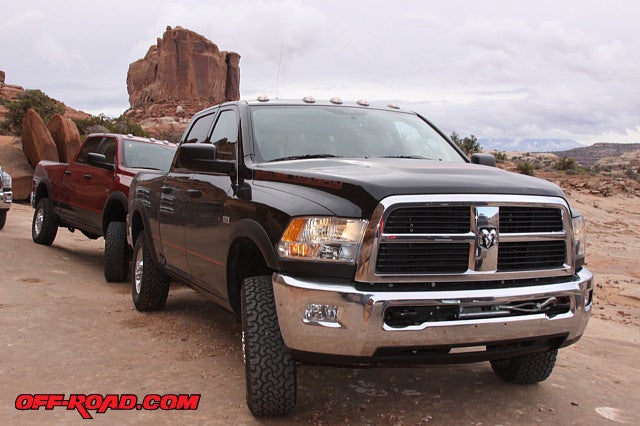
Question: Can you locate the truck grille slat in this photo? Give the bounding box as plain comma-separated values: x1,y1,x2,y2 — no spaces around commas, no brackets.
376,243,469,274
499,207,563,233
498,241,566,271
384,206,470,234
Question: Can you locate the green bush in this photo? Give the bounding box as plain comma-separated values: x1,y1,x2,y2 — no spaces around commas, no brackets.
492,151,508,163
0,89,65,135
450,131,482,155
517,161,536,176
555,156,579,172
73,114,148,138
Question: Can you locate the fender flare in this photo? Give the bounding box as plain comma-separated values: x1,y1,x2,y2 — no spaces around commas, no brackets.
33,177,53,207
101,191,128,233
227,218,280,270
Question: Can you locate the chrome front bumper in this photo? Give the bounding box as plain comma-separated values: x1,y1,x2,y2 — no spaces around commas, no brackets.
0,189,11,210
273,268,593,358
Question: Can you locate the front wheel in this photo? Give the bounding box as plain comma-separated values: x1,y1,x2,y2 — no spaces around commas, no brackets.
241,276,297,417
32,198,58,245
131,232,170,311
104,221,129,282
490,349,558,384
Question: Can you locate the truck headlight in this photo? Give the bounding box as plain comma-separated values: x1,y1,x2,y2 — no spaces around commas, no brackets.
1,171,10,189
278,217,368,263
572,214,586,268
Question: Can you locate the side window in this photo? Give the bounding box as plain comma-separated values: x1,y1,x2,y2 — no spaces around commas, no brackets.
184,112,216,144
99,138,117,165
75,137,103,164
210,110,238,161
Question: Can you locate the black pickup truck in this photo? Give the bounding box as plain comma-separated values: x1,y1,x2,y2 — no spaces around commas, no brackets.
127,98,593,417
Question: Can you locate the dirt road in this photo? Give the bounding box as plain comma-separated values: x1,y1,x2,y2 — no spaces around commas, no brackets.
1,202,639,425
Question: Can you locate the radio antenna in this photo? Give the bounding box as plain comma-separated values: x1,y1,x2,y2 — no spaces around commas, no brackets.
276,43,284,99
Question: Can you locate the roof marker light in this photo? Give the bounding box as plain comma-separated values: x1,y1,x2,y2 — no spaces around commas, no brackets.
302,95,316,103
257,95,270,102
356,99,369,106
387,102,400,109
330,97,343,105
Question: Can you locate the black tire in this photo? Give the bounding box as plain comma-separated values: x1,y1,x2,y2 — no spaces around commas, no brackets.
104,221,129,282
32,198,58,245
0,210,6,230
131,231,170,311
490,349,558,384
241,276,297,417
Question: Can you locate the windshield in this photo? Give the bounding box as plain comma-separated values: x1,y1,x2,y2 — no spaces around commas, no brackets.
121,140,176,171
250,105,464,163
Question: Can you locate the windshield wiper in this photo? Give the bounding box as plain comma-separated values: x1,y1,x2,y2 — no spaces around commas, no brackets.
382,155,433,160
268,154,341,162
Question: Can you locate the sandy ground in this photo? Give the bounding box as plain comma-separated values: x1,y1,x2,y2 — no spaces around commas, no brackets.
1,193,639,425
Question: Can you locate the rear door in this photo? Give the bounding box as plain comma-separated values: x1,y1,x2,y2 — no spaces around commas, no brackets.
60,136,105,230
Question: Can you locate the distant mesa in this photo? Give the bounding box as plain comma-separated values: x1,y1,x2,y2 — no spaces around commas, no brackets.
478,138,584,153
125,26,241,134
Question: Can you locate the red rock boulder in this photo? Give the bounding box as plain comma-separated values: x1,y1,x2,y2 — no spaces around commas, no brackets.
0,145,34,200
47,114,81,162
126,26,240,118
21,108,59,167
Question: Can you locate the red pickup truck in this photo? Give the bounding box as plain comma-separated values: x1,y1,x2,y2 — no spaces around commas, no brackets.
31,133,176,282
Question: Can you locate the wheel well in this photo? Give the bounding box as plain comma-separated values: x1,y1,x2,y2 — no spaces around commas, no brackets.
227,238,273,318
102,200,127,234
34,183,49,205
130,210,144,247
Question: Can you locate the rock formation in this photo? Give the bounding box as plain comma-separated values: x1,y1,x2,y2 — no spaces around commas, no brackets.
47,114,81,163
0,145,33,200
21,108,59,167
125,26,240,135
0,70,5,84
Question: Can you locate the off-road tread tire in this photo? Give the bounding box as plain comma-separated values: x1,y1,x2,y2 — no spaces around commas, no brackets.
0,210,6,230
490,349,558,384
242,276,297,417
104,221,129,282
132,232,170,311
32,198,58,245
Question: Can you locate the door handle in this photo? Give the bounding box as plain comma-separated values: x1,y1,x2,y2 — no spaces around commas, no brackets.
160,186,172,194
64,170,71,176
84,174,92,179
186,189,201,198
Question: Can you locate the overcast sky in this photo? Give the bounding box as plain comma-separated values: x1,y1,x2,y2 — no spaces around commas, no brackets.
1,0,639,145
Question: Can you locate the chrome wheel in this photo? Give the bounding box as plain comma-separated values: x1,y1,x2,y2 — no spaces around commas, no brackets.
134,246,144,294
34,207,44,236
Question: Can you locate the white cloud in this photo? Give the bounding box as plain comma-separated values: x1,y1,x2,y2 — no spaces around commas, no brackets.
1,0,639,143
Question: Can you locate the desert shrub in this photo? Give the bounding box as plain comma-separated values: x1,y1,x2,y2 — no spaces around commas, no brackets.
73,114,147,137
492,151,508,163
450,131,482,155
555,156,579,172
0,89,65,135
517,161,536,176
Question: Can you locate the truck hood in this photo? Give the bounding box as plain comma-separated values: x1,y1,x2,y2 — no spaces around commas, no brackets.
252,158,567,217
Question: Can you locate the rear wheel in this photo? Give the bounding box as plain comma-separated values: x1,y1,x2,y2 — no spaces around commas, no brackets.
0,210,6,230
131,232,170,311
32,198,58,245
104,221,129,282
241,275,297,417
490,349,558,384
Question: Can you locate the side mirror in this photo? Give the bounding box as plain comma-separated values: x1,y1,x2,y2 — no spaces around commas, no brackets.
177,143,235,174
471,153,496,167
87,153,114,171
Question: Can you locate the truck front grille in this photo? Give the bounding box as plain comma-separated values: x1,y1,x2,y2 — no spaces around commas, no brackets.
358,195,574,284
